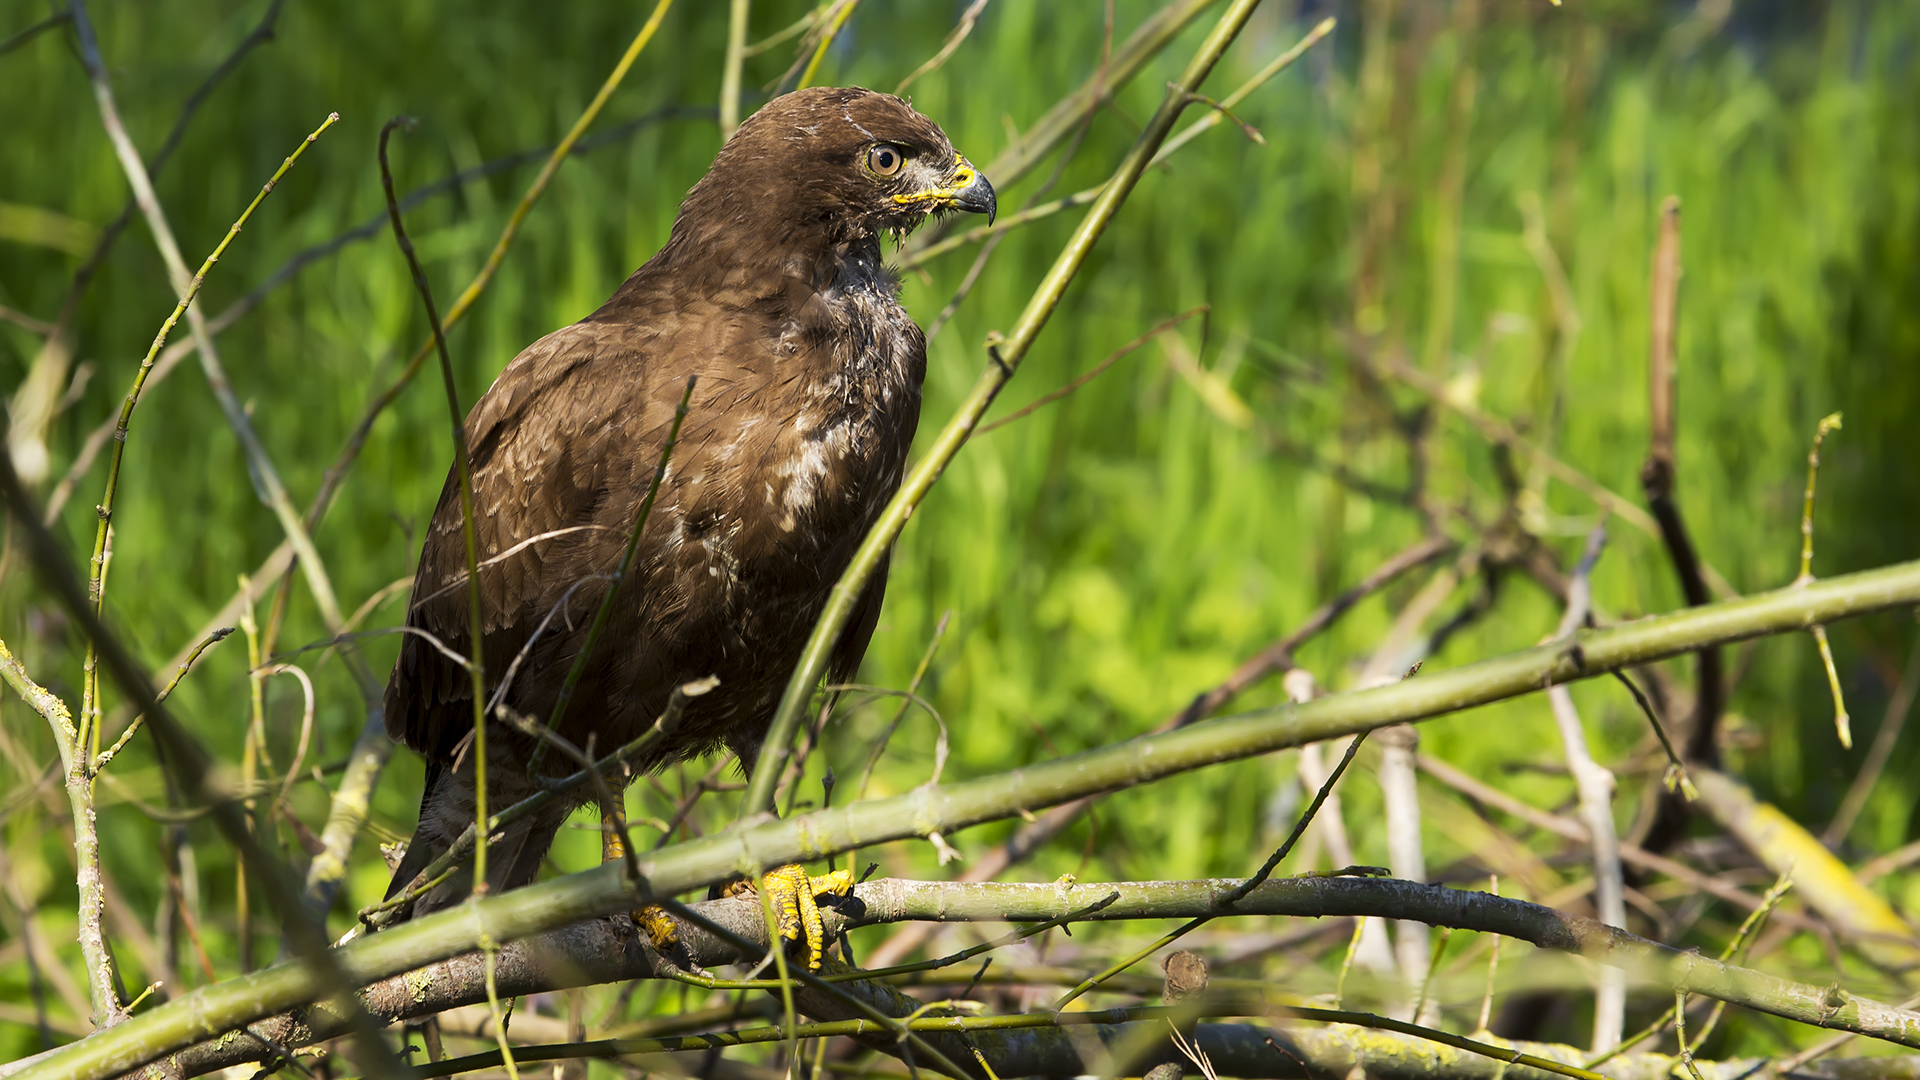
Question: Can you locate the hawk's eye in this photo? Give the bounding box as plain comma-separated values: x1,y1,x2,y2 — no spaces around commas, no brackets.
866,145,904,177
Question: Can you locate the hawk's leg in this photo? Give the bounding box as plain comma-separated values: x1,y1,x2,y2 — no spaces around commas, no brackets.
599,819,682,954
600,808,852,968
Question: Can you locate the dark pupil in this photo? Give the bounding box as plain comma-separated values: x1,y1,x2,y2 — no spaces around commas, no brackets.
876,149,895,170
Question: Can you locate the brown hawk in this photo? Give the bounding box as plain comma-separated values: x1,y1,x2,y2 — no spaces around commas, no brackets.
381,87,994,928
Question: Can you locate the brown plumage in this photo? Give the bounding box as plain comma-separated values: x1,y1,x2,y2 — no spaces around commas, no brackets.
383,87,994,918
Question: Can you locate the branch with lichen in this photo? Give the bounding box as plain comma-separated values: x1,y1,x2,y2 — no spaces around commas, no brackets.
0,638,121,1032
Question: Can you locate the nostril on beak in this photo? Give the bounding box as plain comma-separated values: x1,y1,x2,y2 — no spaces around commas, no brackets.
953,172,996,225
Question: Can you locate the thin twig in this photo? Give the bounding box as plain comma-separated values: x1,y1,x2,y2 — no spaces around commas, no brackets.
0,9,69,56
545,376,698,733
1609,669,1695,799
0,639,122,1026
651,752,734,851
1051,729,1370,1011
380,117,496,915
260,664,317,818
894,0,990,94
794,0,860,91
479,942,522,1080
1475,875,1499,1032
0,303,55,336
1645,197,1682,485
977,307,1207,434
720,0,750,139
1795,412,1845,586
93,626,233,772
1826,633,1920,843
1410,926,1452,1031
742,6,818,57
854,613,952,802
1163,82,1264,144
1794,413,1850,746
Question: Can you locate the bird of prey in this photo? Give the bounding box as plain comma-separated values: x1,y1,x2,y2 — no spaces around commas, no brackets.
379,88,994,961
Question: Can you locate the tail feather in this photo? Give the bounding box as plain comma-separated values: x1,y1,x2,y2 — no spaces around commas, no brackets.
382,759,570,921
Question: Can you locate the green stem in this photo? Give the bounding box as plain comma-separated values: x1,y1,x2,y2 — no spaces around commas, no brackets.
379,118,493,898
543,377,698,738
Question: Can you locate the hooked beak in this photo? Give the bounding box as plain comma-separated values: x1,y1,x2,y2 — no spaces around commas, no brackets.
942,157,997,225
894,155,997,225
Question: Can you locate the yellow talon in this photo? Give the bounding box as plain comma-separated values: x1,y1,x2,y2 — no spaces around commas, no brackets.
606,808,853,971
640,905,681,953
758,865,856,970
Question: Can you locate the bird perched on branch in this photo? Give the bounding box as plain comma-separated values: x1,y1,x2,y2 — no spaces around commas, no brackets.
380,88,994,954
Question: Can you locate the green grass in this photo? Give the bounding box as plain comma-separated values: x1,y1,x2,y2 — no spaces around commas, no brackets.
2,0,1917,1067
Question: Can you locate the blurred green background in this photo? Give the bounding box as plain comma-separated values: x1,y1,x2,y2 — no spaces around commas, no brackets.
2,0,1917,1065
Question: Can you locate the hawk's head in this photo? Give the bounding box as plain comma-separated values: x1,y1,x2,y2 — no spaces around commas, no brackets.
681,86,996,251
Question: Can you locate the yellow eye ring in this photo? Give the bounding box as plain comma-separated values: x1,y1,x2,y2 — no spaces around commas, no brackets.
866,144,904,177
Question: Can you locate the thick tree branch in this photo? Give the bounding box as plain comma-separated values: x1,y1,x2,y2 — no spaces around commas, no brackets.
16,558,1920,1080
51,876,1920,1079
